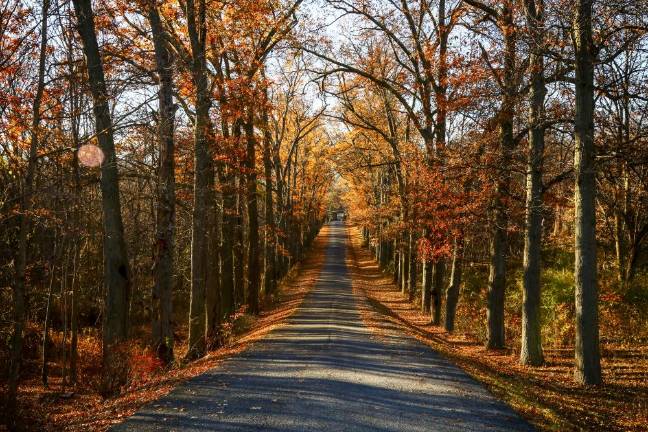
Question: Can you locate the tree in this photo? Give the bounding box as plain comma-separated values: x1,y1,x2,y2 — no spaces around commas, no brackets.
7,0,50,418
464,0,519,350
245,107,261,314
184,0,212,361
148,0,177,366
72,0,132,395
520,0,546,366
572,0,601,385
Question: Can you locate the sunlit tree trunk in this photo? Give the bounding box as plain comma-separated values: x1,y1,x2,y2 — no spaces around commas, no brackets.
185,0,210,361
408,231,417,302
393,240,400,284
273,151,288,278
520,0,546,366
401,231,409,295
444,237,463,332
430,0,448,323
573,0,601,385
486,4,515,350
262,98,277,296
148,0,176,365
72,0,131,394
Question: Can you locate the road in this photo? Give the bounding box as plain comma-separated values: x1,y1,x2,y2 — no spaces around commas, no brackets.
114,222,534,431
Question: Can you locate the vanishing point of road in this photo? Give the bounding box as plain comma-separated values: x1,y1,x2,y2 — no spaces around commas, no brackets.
114,222,534,431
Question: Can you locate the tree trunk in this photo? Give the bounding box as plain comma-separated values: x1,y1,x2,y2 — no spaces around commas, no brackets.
273,152,288,278
573,0,601,385
221,168,236,318
408,232,417,302
41,253,56,388
205,182,221,349
8,1,50,413
148,0,176,365
68,33,82,388
262,100,277,296
401,231,409,295
185,0,210,361
72,0,131,394
432,260,445,326
61,251,69,390
422,261,432,313
70,242,79,385
520,0,546,366
393,240,399,284
234,174,246,307
486,5,515,350
444,238,463,332
436,0,448,155
246,109,261,315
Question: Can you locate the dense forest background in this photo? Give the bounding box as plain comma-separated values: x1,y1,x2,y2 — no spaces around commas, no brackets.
1,0,647,429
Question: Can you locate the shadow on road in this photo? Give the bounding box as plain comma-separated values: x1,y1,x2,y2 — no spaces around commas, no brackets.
114,222,534,431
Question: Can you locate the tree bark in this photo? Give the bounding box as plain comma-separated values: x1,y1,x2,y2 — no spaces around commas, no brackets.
486,5,515,350
273,151,288,278
72,0,131,394
444,238,463,332
221,168,236,318
262,98,277,296
70,242,79,385
573,0,601,385
9,0,50,413
205,181,221,349
421,261,432,313
520,0,546,366
408,231,417,301
41,252,56,388
148,0,176,365
185,0,210,361
246,108,261,315
234,174,246,307
401,231,409,295
432,260,445,326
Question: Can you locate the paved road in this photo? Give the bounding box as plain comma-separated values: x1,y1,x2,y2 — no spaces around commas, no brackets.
114,222,533,431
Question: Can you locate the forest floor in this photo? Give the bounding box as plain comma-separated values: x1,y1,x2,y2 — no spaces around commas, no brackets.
346,225,648,432
6,227,329,432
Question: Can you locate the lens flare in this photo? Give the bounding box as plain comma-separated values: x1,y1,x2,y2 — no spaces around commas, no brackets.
78,144,104,168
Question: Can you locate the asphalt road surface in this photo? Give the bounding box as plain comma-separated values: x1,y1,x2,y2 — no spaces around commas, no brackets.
114,222,534,431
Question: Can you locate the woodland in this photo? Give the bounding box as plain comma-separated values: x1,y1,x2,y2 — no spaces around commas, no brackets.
1,0,647,430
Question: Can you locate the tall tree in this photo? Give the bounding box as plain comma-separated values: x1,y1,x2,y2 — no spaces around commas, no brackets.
262,87,277,296
465,0,518,349
520,0,546,366
246,107,261,314
184,0,212,361
72,0,131,395
572,0,601,385
148,0,176,365
7,0,50,417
